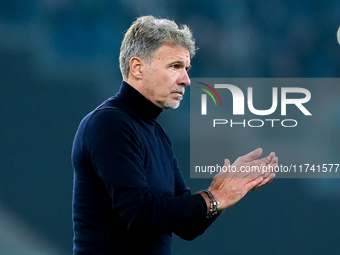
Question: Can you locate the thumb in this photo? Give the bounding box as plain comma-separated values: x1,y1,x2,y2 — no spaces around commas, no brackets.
224,158,231,166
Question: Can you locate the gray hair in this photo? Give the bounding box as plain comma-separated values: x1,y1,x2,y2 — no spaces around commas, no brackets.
119,15,196,79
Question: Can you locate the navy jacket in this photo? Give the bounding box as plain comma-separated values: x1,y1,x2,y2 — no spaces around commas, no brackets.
72,82,217,254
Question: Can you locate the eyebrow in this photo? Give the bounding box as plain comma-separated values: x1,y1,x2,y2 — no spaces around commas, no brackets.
169,61,192,71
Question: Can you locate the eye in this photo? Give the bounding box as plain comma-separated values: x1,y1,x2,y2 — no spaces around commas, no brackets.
171,64,181,69
169,62,191,71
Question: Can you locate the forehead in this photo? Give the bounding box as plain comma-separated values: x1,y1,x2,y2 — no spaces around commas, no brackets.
152,44,190,64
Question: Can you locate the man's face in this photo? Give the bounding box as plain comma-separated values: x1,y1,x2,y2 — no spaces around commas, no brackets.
141,44,191,109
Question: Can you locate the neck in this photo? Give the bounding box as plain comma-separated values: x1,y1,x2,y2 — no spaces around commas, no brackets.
116,81,163,123
124,77,160,109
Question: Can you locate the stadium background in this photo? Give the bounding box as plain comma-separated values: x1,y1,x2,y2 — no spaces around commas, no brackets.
1,1,340,254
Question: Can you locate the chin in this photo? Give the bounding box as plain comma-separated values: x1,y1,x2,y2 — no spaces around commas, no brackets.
163,100,180,109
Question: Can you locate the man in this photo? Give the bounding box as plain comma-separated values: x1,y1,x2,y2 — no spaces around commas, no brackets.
72,16,278,254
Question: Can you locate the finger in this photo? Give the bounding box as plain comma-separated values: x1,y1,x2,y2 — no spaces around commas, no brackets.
262,152,275,165
233,161,265,179
234,148,263,165
260,173,276,186
270,156,278,164
251,153,275,168
250,181,263,190
267,172,276,179
251,178,272,190
245,177,264,191
262,162,277,177
239,161,274,180
246,161,277,190
259,166,271,179
251,171,276,190
214,158,232,179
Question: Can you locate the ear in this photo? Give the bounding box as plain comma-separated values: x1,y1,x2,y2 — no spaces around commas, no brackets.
129,57,144,80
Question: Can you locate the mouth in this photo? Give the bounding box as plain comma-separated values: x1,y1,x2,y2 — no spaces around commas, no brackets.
172,89,185,96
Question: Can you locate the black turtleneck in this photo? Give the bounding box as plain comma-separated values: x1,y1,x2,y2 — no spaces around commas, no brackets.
72,81,217,255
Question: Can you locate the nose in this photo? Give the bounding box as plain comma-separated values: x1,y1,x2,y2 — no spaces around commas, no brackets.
177,69,191,87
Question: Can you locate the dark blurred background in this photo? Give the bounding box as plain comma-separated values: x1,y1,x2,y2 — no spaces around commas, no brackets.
1,0,340,254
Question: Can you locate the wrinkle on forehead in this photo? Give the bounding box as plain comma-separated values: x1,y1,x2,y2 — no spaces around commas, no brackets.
152,44,190,66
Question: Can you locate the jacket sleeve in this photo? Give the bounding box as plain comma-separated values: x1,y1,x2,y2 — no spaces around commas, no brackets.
172,158,219,240
82,108,218,237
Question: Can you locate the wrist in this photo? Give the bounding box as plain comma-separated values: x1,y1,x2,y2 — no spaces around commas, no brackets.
202,189,221,218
